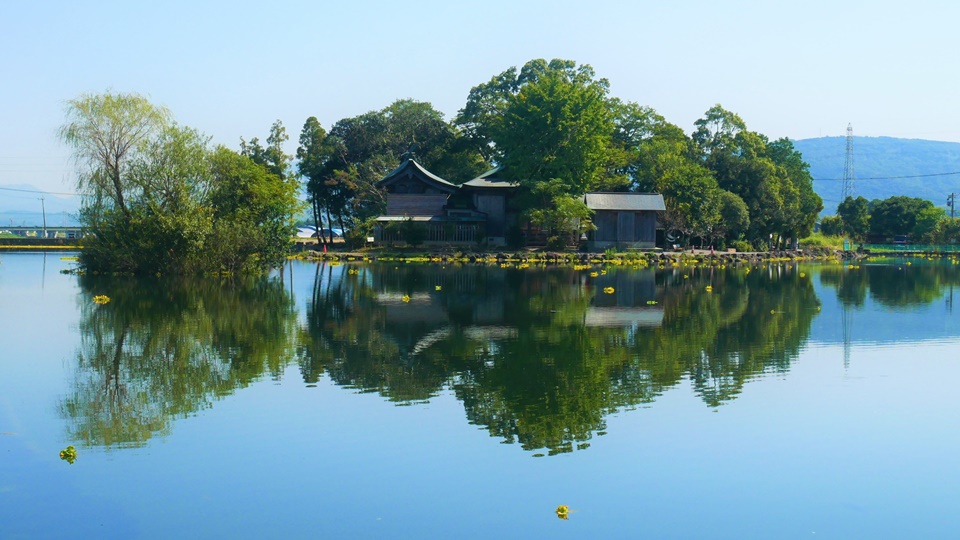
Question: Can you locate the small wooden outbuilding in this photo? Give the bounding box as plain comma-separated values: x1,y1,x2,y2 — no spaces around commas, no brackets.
585,193,665,250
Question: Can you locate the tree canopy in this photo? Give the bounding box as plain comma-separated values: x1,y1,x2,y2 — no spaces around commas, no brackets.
298,99,488,243
456,59,624,194
60,92,301,274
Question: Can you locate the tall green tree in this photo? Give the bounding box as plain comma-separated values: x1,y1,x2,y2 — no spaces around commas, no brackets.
692,104,746,156
715,190,750,245
208,147,301,273
913,205,946,241
457,59,625,195
819,215,843,236
630,118,724,244
296,116,330,239
693,105,821,246
240,120,292,180
869,196,934,239
767,138,823,238
836,196,870,240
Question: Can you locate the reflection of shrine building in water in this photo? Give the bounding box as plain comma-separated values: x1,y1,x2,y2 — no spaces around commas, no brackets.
373,268,518,358
584,271,663,328
372,268,663,357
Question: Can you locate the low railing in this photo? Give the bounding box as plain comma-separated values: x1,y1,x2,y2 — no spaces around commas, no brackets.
863,244,960,253
377,222,482,244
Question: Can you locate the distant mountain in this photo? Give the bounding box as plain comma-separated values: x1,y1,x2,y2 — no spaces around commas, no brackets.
793,136,960,214
0,184,81,227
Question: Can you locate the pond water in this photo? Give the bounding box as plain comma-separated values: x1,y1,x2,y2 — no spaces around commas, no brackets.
2,252,960,538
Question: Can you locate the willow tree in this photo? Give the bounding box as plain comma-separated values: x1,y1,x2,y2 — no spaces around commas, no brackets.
59,92,170,217
59,92,301,275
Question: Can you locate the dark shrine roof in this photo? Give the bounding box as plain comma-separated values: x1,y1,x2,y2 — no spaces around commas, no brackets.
462,166,520,189
378,159,458,193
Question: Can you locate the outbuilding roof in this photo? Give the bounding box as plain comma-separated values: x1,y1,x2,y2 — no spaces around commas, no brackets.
585,193,666,211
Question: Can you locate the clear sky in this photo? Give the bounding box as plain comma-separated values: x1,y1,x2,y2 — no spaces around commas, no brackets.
2,0,959,195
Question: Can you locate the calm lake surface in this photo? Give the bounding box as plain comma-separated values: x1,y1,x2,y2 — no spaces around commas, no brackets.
2,252,960,539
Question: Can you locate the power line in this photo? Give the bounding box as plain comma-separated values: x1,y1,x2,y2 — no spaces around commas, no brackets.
814,171,960,181
0,186,78,196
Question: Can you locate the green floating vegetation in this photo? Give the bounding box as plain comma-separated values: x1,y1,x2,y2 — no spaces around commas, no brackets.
59,445,77,464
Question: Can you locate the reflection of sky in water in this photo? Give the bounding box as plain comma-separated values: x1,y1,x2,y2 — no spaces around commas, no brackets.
3,255,960,538
809,272,960,346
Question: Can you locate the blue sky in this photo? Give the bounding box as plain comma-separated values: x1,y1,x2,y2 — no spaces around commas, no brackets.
2,0,959,195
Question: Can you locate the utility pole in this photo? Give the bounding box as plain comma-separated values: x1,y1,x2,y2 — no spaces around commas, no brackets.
948,193,956,219
38,197,47,238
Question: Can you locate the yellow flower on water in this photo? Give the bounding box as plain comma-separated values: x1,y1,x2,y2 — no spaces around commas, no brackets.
770,309,776,315
435,285,442,291
590,272,599,277
799,272,806,278
555,505,570,520
603,287,615,294
401,295,411,303
646,300,658,305
93,295,110,305
600,270,607,275
705,286,713,292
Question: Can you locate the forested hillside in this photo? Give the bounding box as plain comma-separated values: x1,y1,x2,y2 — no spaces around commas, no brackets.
794,136,960,213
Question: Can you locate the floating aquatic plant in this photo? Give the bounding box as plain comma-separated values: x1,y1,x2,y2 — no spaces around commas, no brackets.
59,445,77,464
603,287,615,294
92,295,110,304
555,505,570,520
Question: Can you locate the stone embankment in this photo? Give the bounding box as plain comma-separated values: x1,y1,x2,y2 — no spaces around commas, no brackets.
291,246,866,265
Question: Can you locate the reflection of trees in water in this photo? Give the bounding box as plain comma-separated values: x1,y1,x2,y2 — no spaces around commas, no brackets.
819,262,960,308
61,262,822,454
302,263,820,454
60,275,297,448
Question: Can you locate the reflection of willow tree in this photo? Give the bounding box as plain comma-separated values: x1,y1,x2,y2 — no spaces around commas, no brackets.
300,263,820,455
819,262,960,307
60,275,297,447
